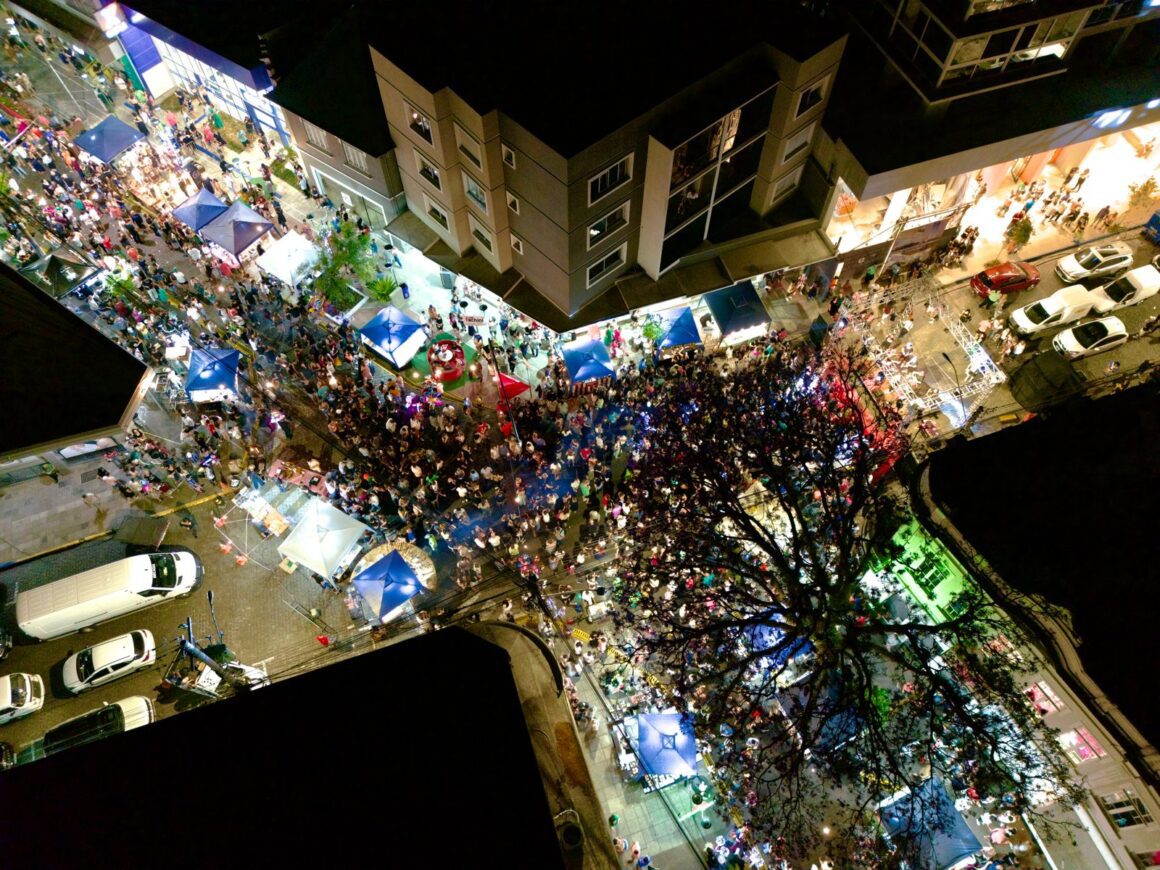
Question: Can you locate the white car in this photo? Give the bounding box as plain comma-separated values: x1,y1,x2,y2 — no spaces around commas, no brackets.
1052,316,1129,359
1089,265,1160,313
1055,242,1133,283
1008,285,1095,335
0,673,45,725
62,629,157,694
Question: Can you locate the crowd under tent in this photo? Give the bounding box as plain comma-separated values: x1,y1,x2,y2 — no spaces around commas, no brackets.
171,187,229,231
561,337,616,383
633,712,698,778
200,200,274,258
657,306,702,349
185,348,241,403
359,305,427,368
351,550,422,624
879,778,982,870
18,246,100,298
277,497,368,580
255,230,319,287
74,115,146,164
704,281,771,344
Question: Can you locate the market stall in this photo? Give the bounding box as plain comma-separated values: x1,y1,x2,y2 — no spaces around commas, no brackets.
359,305,427,368
704,280,771,345
562,337,615,394
171,187,229,231
615,711,699,792
276,497,368,582
254,230,319,289
200,200,274,268
18,246,101,298
73,115,145,164
656,306,702,350
348,550,423,626
185,348,241,404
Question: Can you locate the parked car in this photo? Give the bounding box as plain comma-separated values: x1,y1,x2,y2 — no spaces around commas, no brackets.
0,673,45,725
971,261,1041,298
62,630,157,694
1052,316,1129,359
1089,265,1160,314
39,696,155,758
1008,285,1097,336
1055,242,1133,283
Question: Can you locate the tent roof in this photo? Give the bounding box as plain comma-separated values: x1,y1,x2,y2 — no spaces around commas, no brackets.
880,778,982,870
658,306,702,349
186,348,240,393
704,281,770,335
74,115,145,163
353,551,422,620
18,246,100,297
171,187,229,231
0,263,149,457
562,338,615,383
277,498,368,578
360,305,424,349
254,229,319,286
200,200,274,255
635,712,697,778
497,372,531,399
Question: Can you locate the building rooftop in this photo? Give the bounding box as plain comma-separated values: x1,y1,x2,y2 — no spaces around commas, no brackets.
0,627,566,867
363,0,840,156
0,263,149,457
270,7,394,156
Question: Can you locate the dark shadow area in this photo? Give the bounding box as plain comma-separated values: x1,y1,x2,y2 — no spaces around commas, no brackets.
929,386,1160,745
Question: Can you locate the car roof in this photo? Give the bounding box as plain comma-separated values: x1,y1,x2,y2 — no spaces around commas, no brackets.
984,262,1025,278
89,633,139,670
1090,316,1127,331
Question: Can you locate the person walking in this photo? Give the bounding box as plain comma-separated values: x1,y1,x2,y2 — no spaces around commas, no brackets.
1072,168,1089,192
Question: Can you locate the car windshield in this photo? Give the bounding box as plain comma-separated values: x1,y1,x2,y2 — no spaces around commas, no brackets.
1104,277,1132,303
1073,321,1109,347
1077,252,1100,269
1025,303,1050,325
149,553,177,589
132,632,145,657
9,676,27,706
74,650,94,682
977,272,994,287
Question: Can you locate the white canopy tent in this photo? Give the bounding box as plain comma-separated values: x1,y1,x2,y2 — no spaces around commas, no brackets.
277,497,368,579
255,230,320,288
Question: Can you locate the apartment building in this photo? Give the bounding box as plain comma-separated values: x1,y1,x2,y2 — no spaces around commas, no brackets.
366,0,846,329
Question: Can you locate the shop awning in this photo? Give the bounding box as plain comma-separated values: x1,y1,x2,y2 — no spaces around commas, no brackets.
200,200,274,256
18,246,100,297
352,550,421,622
879,778,981,870
561,337,615,383
171,187,229,231
74,115,145,164
359,305,426,368
186,348,240,402
254,229,319,286
657,306,702,349
704,281,770,336
277,497,368,579
633,713,697,778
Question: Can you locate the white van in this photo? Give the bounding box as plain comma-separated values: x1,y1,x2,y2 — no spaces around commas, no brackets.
15,552,202,641
40,695,154,758
1008,285,1098,336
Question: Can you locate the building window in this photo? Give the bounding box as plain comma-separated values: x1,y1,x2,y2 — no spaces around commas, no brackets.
423,194,448,230
796,76,828,117
416,153,441,190
468,214,493,252
586,244,626,288
510,234,524,255
1027,681,1065,716
462,172,488,213
588,201,629,250
501,143,517,169
342,141,370,175
407,103,433,143
1100,789,1154,829
589,155,633,206
782,123,815,164
303,120,330,152
1133,851,1160,869
506,191,520,214
1059,727,1107,764
455,124,482,169
772,166,803,201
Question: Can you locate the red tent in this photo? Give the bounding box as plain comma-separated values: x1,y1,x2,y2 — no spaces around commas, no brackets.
497,372,530,399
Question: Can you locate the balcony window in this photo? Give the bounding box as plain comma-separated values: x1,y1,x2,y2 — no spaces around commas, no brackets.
407,103,433,143
423,195,448,230
342,142,369,175
589,155,632,206
588,202,629,249
506,191,520,214
1059,727,1107,765
455,124,482,169
796,76,828,117
416,154,441,190
463,172,488,214
782,124,814,165
715,135,762,196
772,166,802,202
951,35,987,66
586,244,626,288
303,120,330,153
1100,789,1154,828
468,215,493,253
501,143,517,169
672,116,732,188
667,172,713,229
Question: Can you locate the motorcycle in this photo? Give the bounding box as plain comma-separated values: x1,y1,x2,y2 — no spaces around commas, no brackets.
0,630,12,661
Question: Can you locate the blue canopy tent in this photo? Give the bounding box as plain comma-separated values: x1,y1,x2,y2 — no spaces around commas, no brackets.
186,348,241,403
172,187,229,231
359,305,427,368
778,681,863,754
200,200,274,257
561,338,616,383
704,281,770,340
880,778,982,870
743,622,813,669
352,550,422,622
657,306,702,349
74,115,145,164
634,712,698,778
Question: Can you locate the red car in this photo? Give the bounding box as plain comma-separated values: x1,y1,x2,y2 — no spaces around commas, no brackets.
971,261,1041,298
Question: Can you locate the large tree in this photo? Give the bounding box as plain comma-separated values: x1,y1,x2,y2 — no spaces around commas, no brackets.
611,341,1081,863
